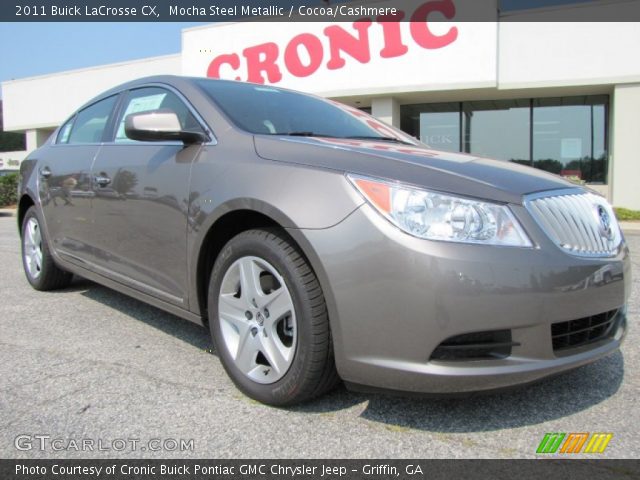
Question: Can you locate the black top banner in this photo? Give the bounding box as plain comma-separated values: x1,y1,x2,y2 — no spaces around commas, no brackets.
2,0,640,22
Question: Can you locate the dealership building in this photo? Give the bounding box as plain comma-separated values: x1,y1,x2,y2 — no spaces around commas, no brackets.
2,0,640,208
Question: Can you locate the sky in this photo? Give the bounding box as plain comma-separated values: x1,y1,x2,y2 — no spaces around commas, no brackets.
0,22,203,90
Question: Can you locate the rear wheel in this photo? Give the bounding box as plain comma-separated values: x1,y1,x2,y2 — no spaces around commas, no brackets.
21,206,72,291
208,228,339,405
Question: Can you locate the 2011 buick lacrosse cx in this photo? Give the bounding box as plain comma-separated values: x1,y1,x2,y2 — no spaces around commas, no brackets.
18,76,630,405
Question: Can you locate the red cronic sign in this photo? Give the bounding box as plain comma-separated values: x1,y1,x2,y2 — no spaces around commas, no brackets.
206,0,459,84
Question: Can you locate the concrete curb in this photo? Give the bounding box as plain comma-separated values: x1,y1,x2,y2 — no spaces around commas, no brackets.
621,221,640,234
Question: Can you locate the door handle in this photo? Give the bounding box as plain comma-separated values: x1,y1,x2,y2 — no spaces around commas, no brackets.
39,166,52,179
94,175,111,187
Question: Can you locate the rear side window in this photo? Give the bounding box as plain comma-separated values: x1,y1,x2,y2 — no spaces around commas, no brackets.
114,87,203,143
67,95,118,144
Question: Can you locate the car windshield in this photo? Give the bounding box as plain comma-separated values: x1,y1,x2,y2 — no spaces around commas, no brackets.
195,79,418,145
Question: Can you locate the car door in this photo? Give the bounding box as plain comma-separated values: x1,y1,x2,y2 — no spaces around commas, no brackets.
89,86,207,308
38,94,119,266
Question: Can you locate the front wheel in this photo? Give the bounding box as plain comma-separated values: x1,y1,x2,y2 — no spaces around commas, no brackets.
21,206,73,291
208,229,338,406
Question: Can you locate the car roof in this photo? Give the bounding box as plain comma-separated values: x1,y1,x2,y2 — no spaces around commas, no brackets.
78,75,309,112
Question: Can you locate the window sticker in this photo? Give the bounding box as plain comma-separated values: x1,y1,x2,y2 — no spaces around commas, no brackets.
58,121,73,144
116,93,167,141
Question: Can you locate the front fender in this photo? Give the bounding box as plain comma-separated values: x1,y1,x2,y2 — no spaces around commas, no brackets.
185,152,364,316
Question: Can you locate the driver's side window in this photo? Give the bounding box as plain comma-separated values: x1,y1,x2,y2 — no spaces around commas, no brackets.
114,87,202,143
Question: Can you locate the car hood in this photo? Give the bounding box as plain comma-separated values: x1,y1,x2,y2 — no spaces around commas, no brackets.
253,135,580,204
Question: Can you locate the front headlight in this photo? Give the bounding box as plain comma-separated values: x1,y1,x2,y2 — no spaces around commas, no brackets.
348,174,532,247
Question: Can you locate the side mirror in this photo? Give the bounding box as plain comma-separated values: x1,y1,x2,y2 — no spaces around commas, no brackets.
124,110,208,144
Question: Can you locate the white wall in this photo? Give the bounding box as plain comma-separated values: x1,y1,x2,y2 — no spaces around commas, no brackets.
25,129,54,151
1,54,181,131
498,21,640,89
611,83,640,210
0,150,26,170
371,97,400,127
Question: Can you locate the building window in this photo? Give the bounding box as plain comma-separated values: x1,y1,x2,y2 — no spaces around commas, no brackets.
500,0,593,12
399,95,609,184
400,102,460,153
532,96,608,183
462,99,530,163
0,99,26,153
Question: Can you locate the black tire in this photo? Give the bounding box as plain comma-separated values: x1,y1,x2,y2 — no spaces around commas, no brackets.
21,206,73,291
208,228,339,406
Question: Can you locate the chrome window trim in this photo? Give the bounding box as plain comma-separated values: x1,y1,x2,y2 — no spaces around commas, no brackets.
52,82,217,147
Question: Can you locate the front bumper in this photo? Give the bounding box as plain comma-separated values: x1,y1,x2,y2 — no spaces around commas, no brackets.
295,203,631,394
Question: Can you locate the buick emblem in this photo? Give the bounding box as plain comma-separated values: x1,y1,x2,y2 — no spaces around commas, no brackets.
596,205,614,241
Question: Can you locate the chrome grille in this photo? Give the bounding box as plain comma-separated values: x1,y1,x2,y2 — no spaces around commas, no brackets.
526,191,622,257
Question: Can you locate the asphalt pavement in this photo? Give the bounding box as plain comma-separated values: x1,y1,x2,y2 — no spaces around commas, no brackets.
0,210,638,459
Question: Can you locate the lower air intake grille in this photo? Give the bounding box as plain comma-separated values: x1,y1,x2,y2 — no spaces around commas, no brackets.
430,330,516,361
551,309,619,352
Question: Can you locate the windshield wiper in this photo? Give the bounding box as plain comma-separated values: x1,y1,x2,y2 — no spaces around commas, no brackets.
269,132,414,145
344,135,414,145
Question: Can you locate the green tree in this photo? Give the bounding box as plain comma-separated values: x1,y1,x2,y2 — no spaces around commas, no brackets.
0,173,18,207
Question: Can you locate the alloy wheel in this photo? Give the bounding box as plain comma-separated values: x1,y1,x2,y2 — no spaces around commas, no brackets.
23,217,43,280
217,256,297,384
